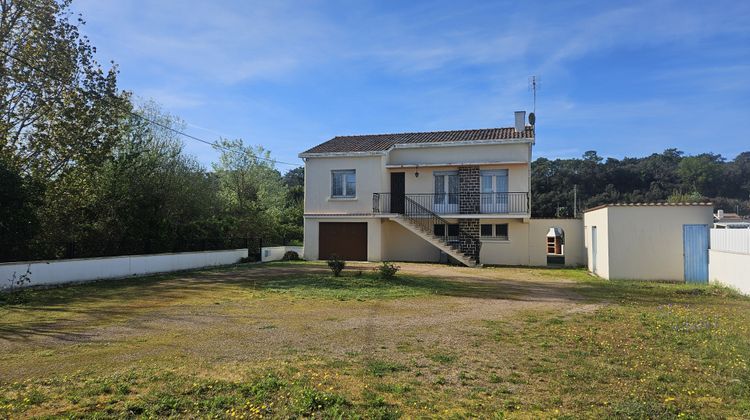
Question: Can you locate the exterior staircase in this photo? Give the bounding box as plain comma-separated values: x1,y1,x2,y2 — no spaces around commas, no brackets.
390,196,481,267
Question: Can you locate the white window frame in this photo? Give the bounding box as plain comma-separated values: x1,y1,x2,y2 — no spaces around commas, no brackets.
433,171,459,213
480,169,509,213
331,169,356,198
480,223,510,241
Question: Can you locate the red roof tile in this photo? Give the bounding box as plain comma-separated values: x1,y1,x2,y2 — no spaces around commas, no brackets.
300,126,534,155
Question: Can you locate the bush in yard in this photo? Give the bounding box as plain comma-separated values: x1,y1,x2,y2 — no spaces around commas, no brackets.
2,266,33,305
282,250,300,261
377,262,400,279
327,255,345,276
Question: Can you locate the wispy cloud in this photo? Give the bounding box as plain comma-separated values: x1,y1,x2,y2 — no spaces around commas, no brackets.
70,0,750,166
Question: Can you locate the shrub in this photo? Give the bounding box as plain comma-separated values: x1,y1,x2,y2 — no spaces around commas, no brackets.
2,265,32,304
377,262,400,279
327,255,345,277
281,250,300,261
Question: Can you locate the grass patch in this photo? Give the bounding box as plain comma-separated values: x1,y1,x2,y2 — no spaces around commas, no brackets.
428,352,456,365
1,263,749,418
366,360,408,377
0,370,356,418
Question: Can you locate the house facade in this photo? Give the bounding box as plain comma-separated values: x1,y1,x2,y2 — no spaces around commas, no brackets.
300,112,585,267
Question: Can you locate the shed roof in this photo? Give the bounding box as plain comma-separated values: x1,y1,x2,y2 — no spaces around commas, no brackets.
583,202,714,213
300,126,534,155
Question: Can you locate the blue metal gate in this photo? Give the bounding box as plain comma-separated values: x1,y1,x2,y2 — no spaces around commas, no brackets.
683,224,709,283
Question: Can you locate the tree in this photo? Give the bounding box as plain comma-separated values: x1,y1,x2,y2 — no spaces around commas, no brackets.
212,139,287,241
34,100,217,255
281,166,304,243
677,153,724,197
724,152,750,199
0,0,130,180
0,159,39,257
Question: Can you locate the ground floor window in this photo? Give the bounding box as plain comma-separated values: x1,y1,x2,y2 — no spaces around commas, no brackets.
434,224,459,242
481,223,509,240
495,224,509,240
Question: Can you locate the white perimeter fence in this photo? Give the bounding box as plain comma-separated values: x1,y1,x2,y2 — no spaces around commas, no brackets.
0,249,248,289
711,229,750,254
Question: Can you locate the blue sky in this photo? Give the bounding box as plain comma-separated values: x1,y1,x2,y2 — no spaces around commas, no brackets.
73,0,750,171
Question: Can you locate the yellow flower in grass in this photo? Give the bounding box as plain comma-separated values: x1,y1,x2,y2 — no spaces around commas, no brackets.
664,397,675,403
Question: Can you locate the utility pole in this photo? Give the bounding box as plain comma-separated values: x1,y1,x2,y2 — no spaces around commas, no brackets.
573,185,578,218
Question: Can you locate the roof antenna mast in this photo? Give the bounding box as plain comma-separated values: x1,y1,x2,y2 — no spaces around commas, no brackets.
528,75,539,125
529,75,538,114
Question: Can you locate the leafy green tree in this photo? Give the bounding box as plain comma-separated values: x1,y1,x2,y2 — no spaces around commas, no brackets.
212,139,287,242
0,159,39,257
677,153,724,197
724,152,750,200
281,166,304,243
0,0,130,180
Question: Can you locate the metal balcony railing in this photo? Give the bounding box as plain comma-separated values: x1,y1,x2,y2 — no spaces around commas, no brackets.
479,192,529,215
373,192,529,214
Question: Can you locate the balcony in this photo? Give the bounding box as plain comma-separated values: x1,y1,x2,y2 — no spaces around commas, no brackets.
373,192,529,215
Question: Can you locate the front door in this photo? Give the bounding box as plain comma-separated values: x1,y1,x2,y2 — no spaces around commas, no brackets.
390,172,405,214
683,224,709,283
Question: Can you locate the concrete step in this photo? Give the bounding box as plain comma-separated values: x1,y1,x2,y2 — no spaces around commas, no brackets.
391,216,479,268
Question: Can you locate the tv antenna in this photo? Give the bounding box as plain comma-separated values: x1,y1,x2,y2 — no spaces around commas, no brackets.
528,75,539,115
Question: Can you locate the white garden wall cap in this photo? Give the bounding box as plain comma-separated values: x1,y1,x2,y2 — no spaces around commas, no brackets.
299,126,535,156
584,202,714,213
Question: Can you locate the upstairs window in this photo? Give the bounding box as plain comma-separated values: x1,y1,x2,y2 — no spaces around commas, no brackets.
331,170,356,198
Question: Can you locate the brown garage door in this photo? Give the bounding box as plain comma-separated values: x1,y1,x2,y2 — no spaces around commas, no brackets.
319,222,367,261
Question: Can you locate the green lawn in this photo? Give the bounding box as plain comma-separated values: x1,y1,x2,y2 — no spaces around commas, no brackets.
1,262,748,418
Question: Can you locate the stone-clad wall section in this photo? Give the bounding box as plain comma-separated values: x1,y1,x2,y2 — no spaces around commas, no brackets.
458,166,480,214
459,219,480,259
458,166,481,259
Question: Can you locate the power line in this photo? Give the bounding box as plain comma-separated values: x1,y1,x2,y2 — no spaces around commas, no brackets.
0,48,299,167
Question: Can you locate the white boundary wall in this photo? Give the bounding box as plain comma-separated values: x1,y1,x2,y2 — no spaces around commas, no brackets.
0,249,248,289
709,250,750,295
261,246,303,262
709,229,750,295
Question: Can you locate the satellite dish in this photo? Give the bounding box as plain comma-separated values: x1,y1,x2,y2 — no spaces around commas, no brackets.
528,112,536,125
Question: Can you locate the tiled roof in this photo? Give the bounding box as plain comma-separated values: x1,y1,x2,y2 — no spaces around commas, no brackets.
584,202,714,212
300,126,534,155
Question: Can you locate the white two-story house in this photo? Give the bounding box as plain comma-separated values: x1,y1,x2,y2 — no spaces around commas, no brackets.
299,112,585,267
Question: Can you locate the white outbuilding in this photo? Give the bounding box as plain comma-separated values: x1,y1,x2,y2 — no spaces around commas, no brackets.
583,203,714,282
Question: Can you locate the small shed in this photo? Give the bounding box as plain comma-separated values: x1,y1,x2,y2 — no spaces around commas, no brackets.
583,203,714,282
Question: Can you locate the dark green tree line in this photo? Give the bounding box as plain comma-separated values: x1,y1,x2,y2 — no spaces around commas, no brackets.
531,149,750,218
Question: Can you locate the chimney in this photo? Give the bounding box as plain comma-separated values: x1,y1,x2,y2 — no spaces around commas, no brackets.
514,111,526,133
717,209,724,220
